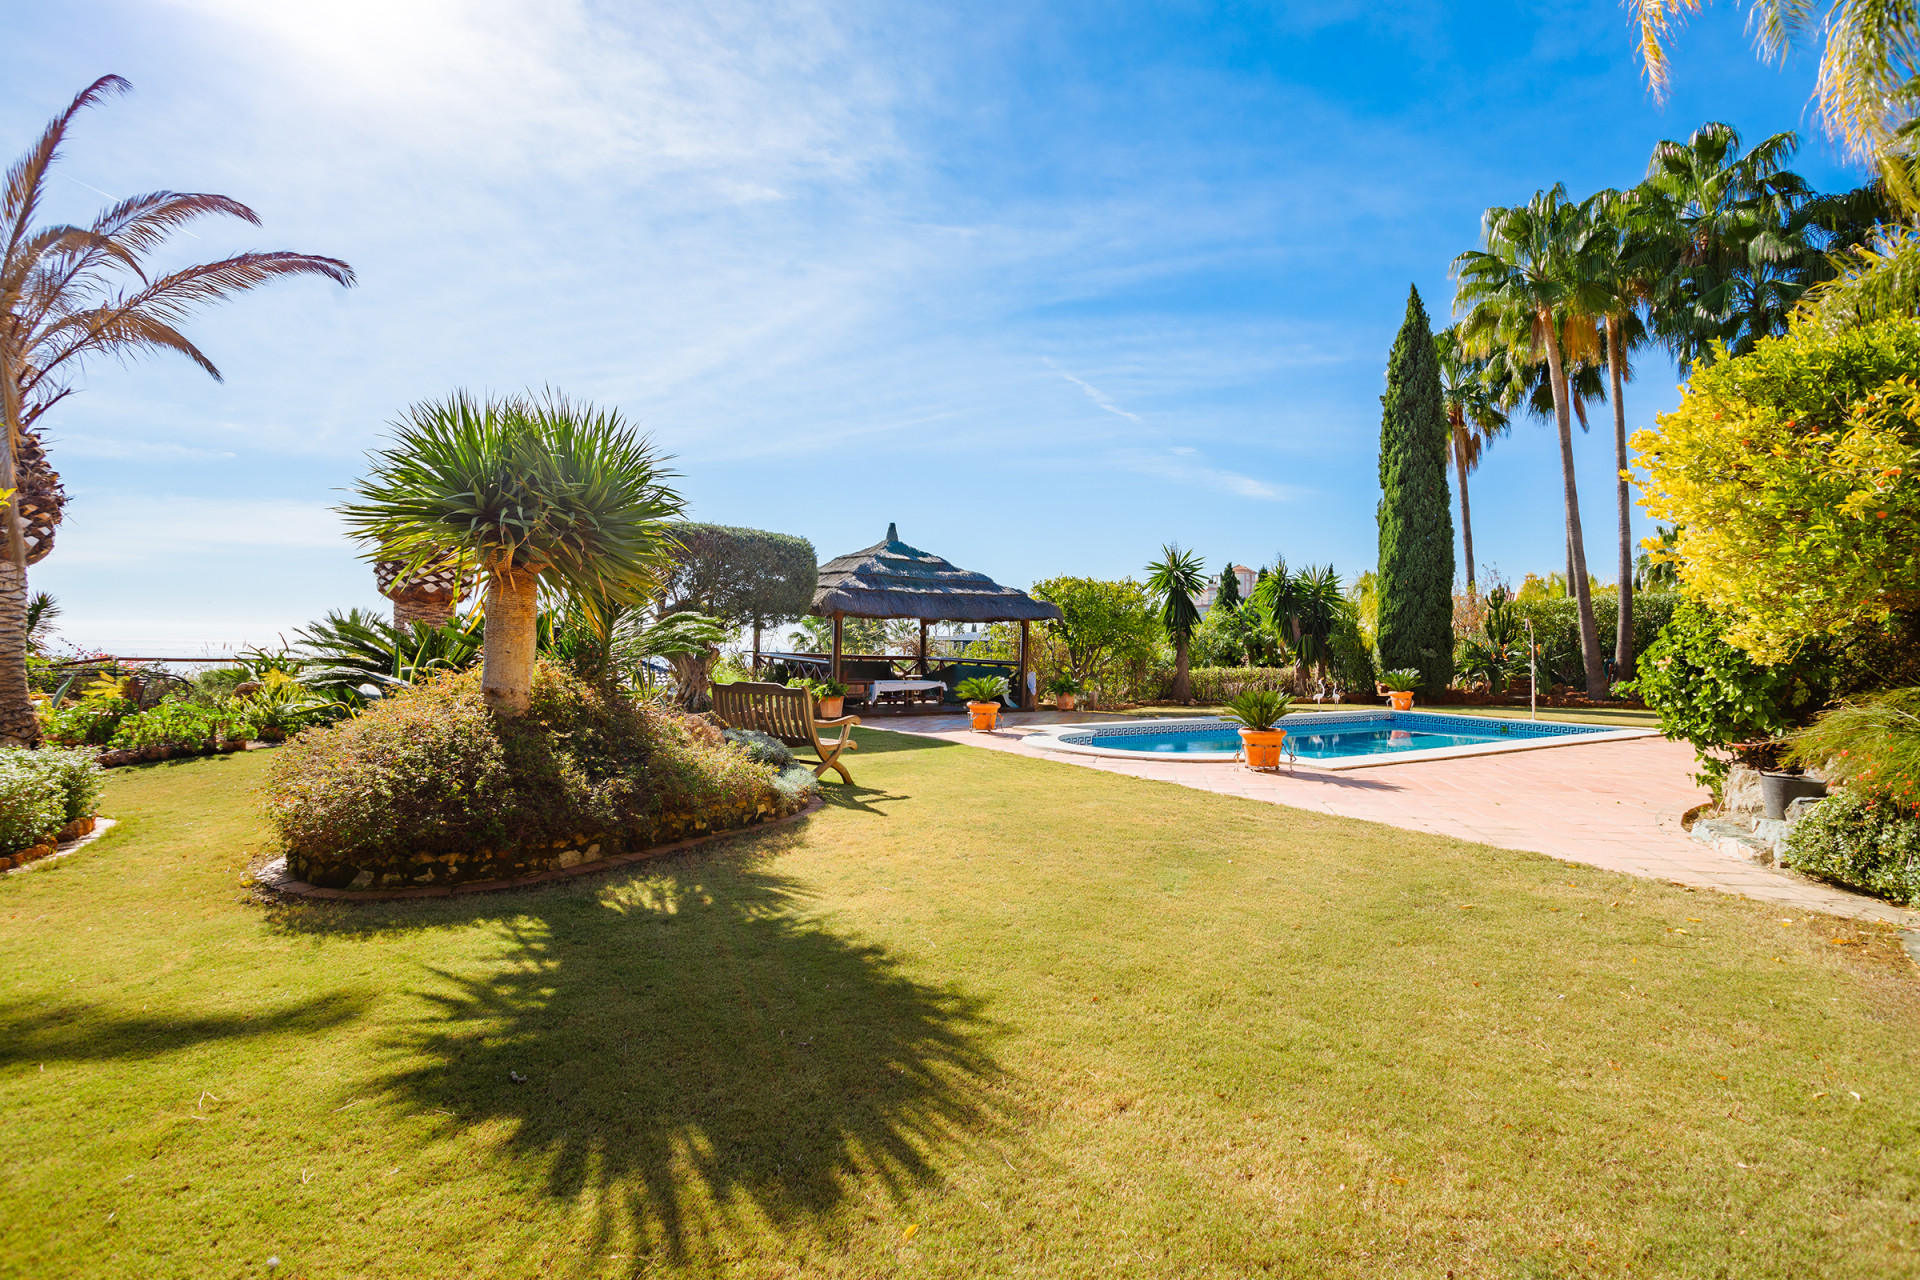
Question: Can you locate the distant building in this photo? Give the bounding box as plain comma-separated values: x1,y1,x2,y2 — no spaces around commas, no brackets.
1195,564,1257,611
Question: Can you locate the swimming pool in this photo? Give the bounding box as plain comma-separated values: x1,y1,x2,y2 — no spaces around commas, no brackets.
1024,710,1654,770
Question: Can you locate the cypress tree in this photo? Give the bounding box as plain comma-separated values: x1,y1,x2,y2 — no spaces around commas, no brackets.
1377,286,1455,696
1215,559,1241,610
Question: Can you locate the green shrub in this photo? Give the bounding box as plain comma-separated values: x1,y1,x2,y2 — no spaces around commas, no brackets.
1787,687,1920,804
1780,789,1920,904
40,697,135,746
1509,590,1683,686
109,702,241,750
1623,602,1831,792
264,661,795,887
1185,668,1294,703
723,727,795,770
0,747,103,852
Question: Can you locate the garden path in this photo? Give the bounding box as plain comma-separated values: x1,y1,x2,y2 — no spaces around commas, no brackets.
868,709,1918,927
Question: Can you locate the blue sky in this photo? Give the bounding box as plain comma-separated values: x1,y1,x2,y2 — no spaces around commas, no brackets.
3,1,1865,654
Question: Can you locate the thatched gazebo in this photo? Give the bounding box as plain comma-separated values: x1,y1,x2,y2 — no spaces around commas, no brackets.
812,524,1062,709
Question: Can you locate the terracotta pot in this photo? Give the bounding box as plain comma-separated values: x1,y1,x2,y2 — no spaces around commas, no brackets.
1239,727,1288,769
1055,692,1076,711
258,726,286,743
1388,691,1414,712
816,696,844,720
967,701,1000,731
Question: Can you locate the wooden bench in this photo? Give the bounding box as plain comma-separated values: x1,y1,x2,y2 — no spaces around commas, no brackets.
709,681,861,784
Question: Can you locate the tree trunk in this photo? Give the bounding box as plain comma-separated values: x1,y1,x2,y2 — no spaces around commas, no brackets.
480,569,540,715
1541,324,1607,699
1454,428,1477,597
0,357,38,746
752,621,762,675
1607,314,1634,683
1173,637,1192,703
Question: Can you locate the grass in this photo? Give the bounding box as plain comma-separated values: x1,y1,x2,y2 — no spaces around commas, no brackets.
3,733,1917,1277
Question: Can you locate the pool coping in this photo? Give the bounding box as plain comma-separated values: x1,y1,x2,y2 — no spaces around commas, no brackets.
1020,712,1660,771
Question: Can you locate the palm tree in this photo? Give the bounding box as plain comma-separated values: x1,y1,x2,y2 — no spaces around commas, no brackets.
0,75,354,743
1145,544,1206,703
341,391,684,715
1635,123,1820,369
1584,190,1658,681
1455,186,1613,698
1434,327,1511,598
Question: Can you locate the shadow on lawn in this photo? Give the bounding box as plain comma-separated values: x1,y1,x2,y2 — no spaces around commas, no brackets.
269,832,1004,1271
0,990,373,1068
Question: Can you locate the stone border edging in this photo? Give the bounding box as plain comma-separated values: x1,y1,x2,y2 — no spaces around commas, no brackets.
3,817,119,876
251,795,826,902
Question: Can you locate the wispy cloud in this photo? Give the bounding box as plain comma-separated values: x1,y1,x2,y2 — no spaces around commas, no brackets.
1044,358,1142,422
1107,448,1306,502
50,495,348,568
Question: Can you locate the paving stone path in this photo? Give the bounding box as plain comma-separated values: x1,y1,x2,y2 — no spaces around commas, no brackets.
869,709,1918,927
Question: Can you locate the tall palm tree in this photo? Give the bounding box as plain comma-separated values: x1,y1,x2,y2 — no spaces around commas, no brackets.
341,391,684,715
1635,123,1821,369
1145,544,1206,703
1455,185,1613,699
1583,190,1659,681
0,75,354,743
1434,326,1511,598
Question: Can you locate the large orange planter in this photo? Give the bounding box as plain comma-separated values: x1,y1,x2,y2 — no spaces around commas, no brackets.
968,701,1001,731
1055,692,1076,712
1239,727,1287,769
816,696,844,720
1387,691,1415,712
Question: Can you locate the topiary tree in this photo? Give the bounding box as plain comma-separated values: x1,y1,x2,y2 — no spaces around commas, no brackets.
658,524,817,666
1377,286,1456,696
342,391,683,716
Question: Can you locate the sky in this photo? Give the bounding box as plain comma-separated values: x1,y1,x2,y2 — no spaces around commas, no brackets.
1,0,1869,655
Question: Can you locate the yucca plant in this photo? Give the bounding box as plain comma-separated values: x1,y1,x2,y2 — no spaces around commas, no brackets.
340,391,683,715
294,607,485,699
1220,689,1295,732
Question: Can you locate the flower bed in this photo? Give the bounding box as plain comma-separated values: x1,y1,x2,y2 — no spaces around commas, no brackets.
263,662,815,891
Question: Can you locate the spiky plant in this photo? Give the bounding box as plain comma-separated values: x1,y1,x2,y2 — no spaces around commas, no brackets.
340,391,684,715
0,75,354,743
1146,544,1206,703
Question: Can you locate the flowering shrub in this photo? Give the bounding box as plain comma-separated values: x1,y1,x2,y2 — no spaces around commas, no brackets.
264,661,799,887
0,747,104,853
1780,789,1920,904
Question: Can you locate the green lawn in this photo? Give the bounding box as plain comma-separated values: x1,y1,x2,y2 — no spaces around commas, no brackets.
3,733,1914,1277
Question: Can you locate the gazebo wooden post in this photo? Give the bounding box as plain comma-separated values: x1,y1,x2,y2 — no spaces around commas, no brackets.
1018,619,1033,710
831,613,844,683
918,620,928,676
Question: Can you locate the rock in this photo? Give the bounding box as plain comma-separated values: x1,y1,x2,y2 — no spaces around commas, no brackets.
1723,766,1766,817
1785,795,1826,825
1690,816,1774,865
349,869,374,889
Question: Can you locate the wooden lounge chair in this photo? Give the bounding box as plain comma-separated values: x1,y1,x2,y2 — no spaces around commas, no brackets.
709,681,861,784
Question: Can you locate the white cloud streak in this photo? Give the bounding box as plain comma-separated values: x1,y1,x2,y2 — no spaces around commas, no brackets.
1107,448,1305,502
1044,358,1142,422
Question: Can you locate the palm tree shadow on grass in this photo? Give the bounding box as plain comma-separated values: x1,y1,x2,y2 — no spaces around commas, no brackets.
269,835,1005,1271
0,990,373,1068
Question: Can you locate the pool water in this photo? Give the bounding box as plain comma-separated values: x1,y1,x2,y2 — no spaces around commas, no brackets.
1058,712,1608,761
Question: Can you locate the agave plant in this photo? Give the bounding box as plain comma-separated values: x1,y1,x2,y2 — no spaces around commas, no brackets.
340,391,683,715
1220,689,1295,732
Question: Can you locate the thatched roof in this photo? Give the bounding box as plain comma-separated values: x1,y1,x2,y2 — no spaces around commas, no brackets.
812,524,1063,623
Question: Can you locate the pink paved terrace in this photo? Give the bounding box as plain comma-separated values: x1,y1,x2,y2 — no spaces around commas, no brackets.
868,709,1919,927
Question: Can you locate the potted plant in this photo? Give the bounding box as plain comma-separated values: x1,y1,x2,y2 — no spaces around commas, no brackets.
786,676,848,720
1046,673,1082,711
1379,668,1421,712
1221,689,1296,769
955,675,1011,731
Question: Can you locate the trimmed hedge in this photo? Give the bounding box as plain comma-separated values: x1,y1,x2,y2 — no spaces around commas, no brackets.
1511,590,1683,685
0,747,104,854
264,661,810,889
